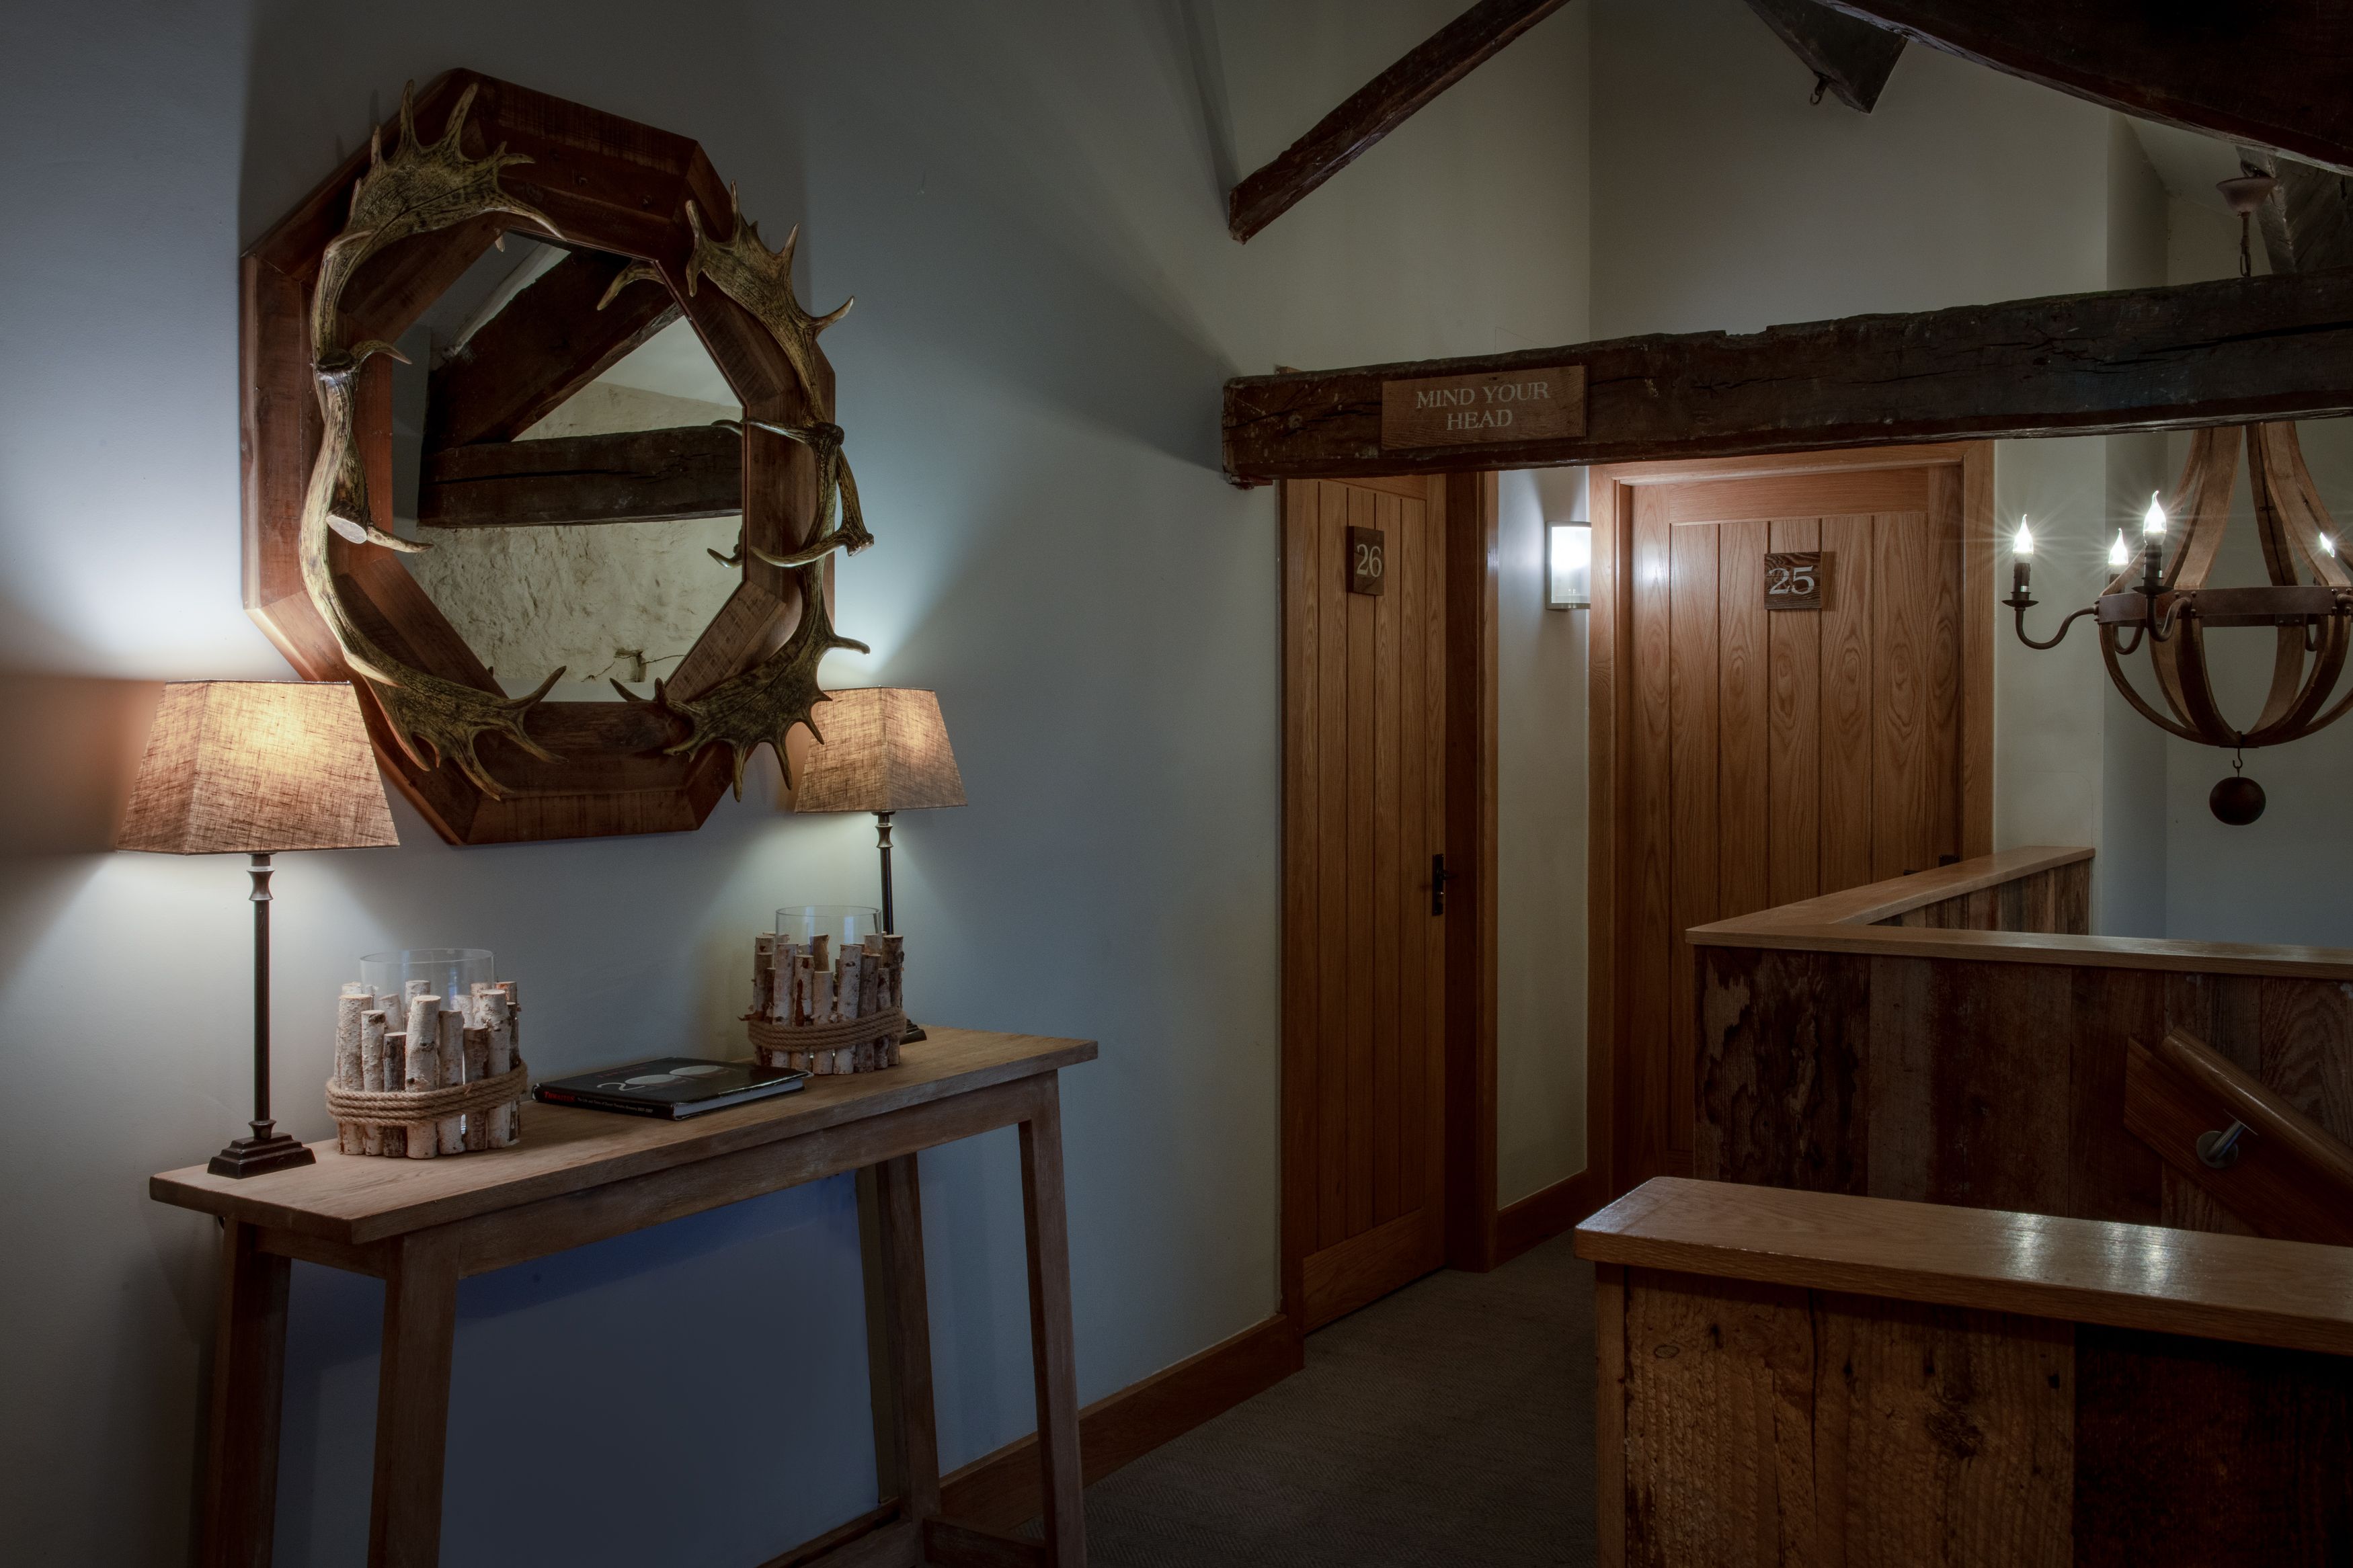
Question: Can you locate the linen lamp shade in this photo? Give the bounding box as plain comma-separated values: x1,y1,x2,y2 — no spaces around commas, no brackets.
795,688,966,814
116,680,397,1178
118,681,399,854
792,688,962,1046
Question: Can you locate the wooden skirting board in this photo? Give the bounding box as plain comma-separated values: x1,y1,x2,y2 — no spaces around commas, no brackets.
1492,1169,1602,1268
934,1312,1304,1534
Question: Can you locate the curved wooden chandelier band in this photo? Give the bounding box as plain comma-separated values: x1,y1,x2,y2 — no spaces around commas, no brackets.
2112,421,2353,751
2100,628,2207,744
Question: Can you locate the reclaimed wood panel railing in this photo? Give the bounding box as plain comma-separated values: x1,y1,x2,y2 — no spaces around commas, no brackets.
1688,847,2353,1233
1578,1179,2353,1568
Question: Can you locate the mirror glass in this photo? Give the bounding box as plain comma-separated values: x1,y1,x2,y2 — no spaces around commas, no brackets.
388,234,744,703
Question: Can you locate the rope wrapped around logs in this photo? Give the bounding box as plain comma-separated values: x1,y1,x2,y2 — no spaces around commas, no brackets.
325,1060,528,1127
749,1009,904,1075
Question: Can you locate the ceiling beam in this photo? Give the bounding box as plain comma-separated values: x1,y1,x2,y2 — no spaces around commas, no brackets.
1743,0,1905,112
425,249,682,450
1823,1,2353,176
2239,149,2353,276
1222,268,2353,481
1226,0,1571,243
417,425,742,528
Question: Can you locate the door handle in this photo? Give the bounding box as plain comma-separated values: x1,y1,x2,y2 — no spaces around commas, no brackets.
1431,853,1456,916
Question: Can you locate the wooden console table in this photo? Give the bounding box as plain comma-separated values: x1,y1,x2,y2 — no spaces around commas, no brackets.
151,1027,1097,1568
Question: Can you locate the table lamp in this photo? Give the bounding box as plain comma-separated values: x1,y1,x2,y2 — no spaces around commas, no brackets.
793,688,965,1042
118,682,399,1176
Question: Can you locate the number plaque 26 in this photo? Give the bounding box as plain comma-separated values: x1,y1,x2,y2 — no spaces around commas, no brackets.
1349,526,1386,596
1764,550,1826,610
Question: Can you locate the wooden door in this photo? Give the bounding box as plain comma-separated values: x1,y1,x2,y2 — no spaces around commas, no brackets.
1282,474,1450,1330
1591,446,1993,1191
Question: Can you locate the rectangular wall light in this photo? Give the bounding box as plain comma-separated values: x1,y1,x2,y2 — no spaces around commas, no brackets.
1548,522,1591,609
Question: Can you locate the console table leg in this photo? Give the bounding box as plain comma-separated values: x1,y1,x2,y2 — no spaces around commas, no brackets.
858,1155,942,1524
366,1230,458,1568
200,1220,290,1568
1018,1076,1086,1568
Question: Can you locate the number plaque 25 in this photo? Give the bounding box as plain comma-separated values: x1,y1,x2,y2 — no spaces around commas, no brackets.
1349,526,1386,596
1764,550,1826,610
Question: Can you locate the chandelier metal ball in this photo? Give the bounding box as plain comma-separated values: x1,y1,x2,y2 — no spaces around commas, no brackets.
2209,773,2266,826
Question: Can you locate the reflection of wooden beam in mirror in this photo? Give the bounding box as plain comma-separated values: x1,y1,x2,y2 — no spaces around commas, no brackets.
417,425,742,528
425,249,682,450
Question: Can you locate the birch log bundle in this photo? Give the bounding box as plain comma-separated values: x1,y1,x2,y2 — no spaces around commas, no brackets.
744,931,909,1075
326,979,527,1158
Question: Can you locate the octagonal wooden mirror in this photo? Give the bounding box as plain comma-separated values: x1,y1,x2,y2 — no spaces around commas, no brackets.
243,69,868,844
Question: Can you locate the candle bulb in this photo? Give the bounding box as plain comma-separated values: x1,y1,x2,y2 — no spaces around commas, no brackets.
2011,519,2033,595
2140,491,2168,592
2109,531,2130,569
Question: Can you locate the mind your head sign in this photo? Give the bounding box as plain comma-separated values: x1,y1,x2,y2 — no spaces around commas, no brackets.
1380,365,1585,450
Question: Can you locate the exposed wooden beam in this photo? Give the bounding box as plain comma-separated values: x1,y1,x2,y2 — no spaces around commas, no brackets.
1743,0,1905,112
425,249,682,449
1222,268,2353,482
418,426,741,528
2240,149,2353,276
1226,0,1571,243
1825,1,2353,177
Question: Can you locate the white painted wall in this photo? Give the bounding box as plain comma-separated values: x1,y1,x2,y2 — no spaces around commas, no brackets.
1497,466,1592,1204
0,3,1591,1561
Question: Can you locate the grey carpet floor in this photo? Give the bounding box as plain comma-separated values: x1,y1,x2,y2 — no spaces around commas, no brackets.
1066,1231,1596,1568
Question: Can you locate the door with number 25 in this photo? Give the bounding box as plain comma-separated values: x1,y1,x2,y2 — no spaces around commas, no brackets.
1592,446,1995,1190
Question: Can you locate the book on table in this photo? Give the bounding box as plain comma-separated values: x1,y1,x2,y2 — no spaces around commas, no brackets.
532,1057,808,1120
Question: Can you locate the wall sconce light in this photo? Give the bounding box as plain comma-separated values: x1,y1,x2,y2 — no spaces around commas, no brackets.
1548,522,1591,610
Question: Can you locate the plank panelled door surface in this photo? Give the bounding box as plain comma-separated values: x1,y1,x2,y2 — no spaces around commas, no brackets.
1596,446,1991,1190
1283,475,1449,1330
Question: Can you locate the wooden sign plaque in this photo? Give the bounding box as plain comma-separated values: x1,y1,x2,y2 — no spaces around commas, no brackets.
1380,365,1586,450
1349,526,1386,595
1765,551,1827,610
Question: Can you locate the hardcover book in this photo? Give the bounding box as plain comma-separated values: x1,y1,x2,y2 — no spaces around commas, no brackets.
533,1057,807,1120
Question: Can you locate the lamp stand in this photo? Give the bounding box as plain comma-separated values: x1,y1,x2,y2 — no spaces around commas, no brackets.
874,811,928,1044
208,853,315,1178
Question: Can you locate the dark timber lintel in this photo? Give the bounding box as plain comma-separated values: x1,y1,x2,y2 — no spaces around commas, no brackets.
1222,268,2353,482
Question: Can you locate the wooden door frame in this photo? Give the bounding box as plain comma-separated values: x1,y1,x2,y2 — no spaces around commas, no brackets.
1279,471,1507,1327
1585,442,1996,1202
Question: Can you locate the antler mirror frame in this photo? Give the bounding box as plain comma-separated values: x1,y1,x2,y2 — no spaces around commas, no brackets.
242,69,868,844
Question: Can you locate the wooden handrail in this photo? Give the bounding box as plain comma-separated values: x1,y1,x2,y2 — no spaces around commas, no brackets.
2124,1028,2353,1247
1689,846,2353,981
1576,1176,2353,1357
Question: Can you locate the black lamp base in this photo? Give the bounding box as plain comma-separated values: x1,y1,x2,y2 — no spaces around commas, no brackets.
901,1021,928,1044
208,1132,317,1179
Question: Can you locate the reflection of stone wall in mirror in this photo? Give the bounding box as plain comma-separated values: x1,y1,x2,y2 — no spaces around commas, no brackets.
389,236,744,704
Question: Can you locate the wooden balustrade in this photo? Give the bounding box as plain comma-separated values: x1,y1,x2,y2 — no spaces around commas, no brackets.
1579,1178,2353,1567
1689,847,2353,1235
